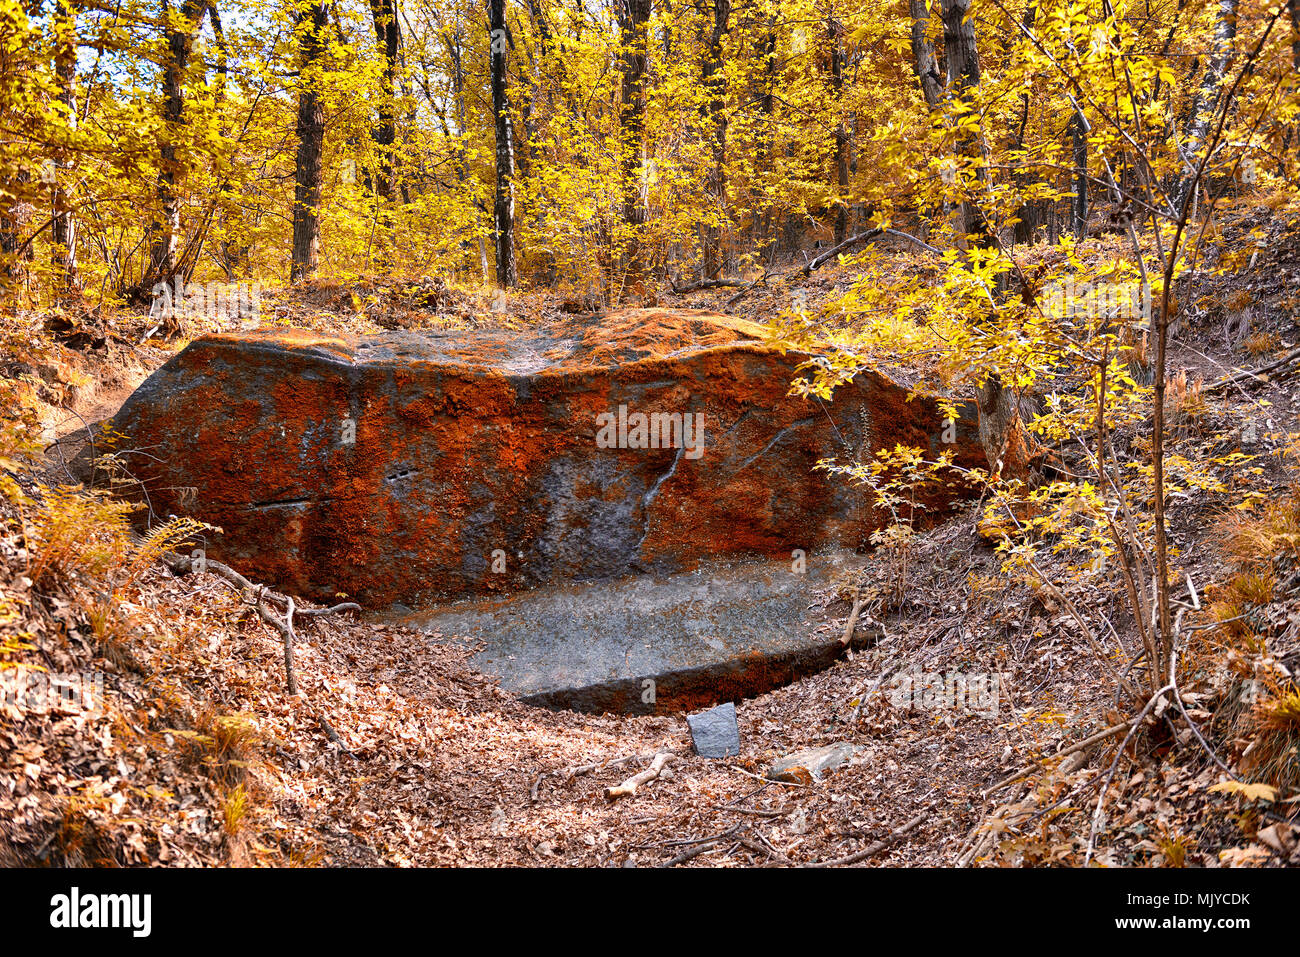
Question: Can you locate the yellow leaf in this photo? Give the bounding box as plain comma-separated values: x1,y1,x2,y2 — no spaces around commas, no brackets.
1208,780,1277,802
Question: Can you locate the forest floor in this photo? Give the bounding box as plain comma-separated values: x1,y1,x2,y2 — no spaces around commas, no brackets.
3,197,1300,867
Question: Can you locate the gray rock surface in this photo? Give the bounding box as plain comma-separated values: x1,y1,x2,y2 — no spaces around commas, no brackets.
768,742,861,782
688,702,740,758
388,549,878,714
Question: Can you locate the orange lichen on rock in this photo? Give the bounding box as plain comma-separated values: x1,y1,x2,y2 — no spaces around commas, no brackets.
102,309,987,606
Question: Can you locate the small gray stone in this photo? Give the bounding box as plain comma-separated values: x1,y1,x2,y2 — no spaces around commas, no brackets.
768,742,860,782
688,701,740,758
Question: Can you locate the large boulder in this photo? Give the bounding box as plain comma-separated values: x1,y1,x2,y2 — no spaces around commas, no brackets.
103,309,983,606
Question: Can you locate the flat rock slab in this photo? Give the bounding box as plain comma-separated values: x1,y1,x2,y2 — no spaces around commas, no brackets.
101,309,984,607
688,702,740,758
769,742,862,783
386,549,876,714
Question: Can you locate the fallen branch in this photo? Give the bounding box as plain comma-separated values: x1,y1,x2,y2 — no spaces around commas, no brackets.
604,752,676,801
659,842,723,868
1085,684,1173,865
849,658,901,723
739,831,796,866
728,764,813,788
722,806,787,818
163,552,362,622
723,271,771,306
795,229,882,275
313,709,356,758
791,228,943,277
162,550,360,756
293,601,365,618
530,751,659,803
840,585,867,647
658,823,745,867
982,720,1135,797
670,277,747,293
266,589,297,695
566,752,658,781
803,813,927,867
1205,345,1300,393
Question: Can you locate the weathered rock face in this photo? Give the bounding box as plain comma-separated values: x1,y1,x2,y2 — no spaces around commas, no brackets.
106,309,983,606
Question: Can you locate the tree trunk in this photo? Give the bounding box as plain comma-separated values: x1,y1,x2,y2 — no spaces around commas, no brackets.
488,0,517,287
367,0,400,200
1291,0,1300,70
1071,110,1088,240
617,0,651,293
1176,0,1238,211
440,25,489,283
1010,3,1042,246
290,1,329,282
517,0,555,189
207,0,247,279
941,0,981,100
51,0,78,289
146,0,204,291
908,0,943,110
935,0,1030,477
827,15,849,245
0,168,31,281
753,23,777,258
942,0,984,244
976,376,1036,480
700,0,730,279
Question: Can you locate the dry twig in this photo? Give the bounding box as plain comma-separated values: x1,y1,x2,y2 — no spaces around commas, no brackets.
604,752,677,801
803,813,927,867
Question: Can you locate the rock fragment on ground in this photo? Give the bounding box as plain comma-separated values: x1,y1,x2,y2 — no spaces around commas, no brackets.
688,701,740,757
768,742,861,783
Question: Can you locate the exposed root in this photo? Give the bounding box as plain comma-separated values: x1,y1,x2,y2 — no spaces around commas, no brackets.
162,550,360,756
605,752,677,802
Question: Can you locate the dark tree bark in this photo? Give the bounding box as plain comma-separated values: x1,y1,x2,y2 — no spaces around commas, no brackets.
1176,0,1238,211
290,1,330,282
752,20,777,258
51,0,78,289
367,0,400,200
616,0,651,291
941,0,981,98
827,14,849,245
1291,0,1300,70
941,0,984,244
488,0,517,287
145,0,205,291
700,0,730,279
1070,110,1088,240
1010,3,1046,245
908,0,943,110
